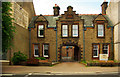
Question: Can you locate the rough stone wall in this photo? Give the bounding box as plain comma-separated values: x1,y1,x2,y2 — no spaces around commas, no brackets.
11,23,29,57
7,2,35,60
31,7,113,61
31,23,56,61
85,15,113,61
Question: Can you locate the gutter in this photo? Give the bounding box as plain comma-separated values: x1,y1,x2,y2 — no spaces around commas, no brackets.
54,27,57,62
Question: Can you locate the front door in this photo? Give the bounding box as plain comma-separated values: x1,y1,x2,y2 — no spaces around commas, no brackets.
61,46,74,62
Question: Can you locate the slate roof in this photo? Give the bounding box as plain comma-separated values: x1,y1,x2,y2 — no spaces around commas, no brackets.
44,16,59,27
29,14,113,28
79,15,98,26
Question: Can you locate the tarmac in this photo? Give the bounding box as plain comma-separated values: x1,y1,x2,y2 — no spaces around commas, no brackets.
1,62,120,76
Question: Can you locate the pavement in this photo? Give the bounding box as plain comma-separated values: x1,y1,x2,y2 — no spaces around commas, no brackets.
1,62,120,76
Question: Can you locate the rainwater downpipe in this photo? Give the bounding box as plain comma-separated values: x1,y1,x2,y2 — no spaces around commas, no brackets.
111,26,114,59
54,27,57,62
83,27,86,61
28,27,32,59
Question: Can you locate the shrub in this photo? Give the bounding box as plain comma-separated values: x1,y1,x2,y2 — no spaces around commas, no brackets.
12,51,27,65
35,57,46,60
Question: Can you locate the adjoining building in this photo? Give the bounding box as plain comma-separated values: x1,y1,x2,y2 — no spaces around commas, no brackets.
3,2,35,60
29,2,114,62
106,0,120,61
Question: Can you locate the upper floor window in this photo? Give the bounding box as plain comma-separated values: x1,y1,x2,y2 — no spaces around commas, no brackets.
92,44,99,58
43,44,49,57
72,25,78,37
38,25,44,37
62,25,68,37
97,24,104,37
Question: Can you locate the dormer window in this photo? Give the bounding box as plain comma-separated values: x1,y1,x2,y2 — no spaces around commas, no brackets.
38,25,44,37
97,24,104,37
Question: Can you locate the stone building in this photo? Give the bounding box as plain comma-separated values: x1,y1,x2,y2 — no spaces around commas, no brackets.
5,2,35,60
29,2,114,62
106,0,120,61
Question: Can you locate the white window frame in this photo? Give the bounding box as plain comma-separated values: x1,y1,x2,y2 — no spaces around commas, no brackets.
34,45,39,57
62,25,68,37
93,45,99,58
38,25,44,37
103,44,109,57
98,24,104,37
72,25,78,37
43,44,49,57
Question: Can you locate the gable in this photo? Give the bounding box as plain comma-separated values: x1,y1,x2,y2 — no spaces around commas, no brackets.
94,14,107,21
58,6,80,21
36,15,47,22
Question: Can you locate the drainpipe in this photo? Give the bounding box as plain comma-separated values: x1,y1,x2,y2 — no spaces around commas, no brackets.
83,27,86,61
54,27,57,62
28,27,31,59
111,26,114,60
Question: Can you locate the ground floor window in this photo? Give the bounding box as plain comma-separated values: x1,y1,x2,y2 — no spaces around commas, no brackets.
34,44,39,57
43,44,49,57
103,44,109,56
92,44,99,58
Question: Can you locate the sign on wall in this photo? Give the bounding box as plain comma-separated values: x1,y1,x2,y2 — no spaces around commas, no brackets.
99,54,108,61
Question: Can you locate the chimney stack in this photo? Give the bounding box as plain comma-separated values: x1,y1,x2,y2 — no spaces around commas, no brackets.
101,1,108,15
53,4,60,16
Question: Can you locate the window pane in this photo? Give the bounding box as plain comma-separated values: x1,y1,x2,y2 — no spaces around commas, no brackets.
73,25,78,29
44,50,48,55
103,50,107,54
38,25,44,37
44,44,49,57
63,30,68,35
44,45,48,50
93,50,97,56
72,25,78,37
62,25,68,37
35,49,39,55
40,30,44,35
98,24,104,37
39,25,43,29
103,45,108,54
73,30,78,36
93,45,98,57
34,45,39,57
63,25,67,29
